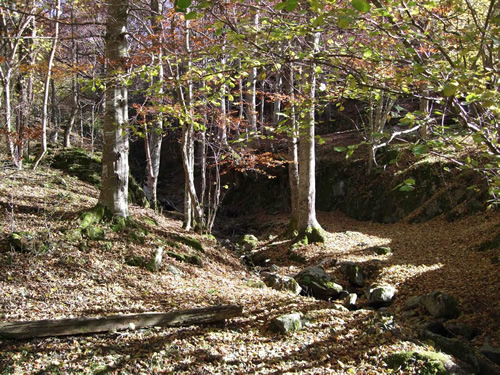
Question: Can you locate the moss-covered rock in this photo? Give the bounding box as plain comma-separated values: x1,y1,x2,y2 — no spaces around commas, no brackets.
340,262,365,287
166,251,202,267
270,313,303,334
125,255,148,268
423,330,479,372
64,228,83,242
294,266,343,300
7,231,35,253
52,148,102,187
172,234,205,253
86,226,105,241
385,351,450,375
372,246,392,255
246,280,267,288
316,156,488,224
366,285,396,307
142,216,158,227
129,231,146,244
421,291,460,319
80,205,106,229
52,148,147,207
238,234,259,251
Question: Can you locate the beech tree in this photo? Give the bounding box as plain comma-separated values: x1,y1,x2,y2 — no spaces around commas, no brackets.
33,0,61,169
296,32,325,243
98,0,130,217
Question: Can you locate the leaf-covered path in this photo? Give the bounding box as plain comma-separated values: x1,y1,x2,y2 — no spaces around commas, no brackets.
0,165,499,374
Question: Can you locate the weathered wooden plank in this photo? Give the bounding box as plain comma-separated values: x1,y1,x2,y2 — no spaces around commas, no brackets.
0,305,243,340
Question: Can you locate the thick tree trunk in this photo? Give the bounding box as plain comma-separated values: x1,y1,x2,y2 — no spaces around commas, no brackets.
98,0,130,217
297,33,325,243
0,305,243,340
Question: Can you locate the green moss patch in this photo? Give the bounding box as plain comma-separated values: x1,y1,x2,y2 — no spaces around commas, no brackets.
386,351,449,375
7,232,35,253
166,251,202,267
172,234,205,253
80,205,106,229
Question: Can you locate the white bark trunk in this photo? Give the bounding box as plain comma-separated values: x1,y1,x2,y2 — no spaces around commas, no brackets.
98,0,130,218
297,33,324,242
33,0,61,169
285,65,299,233
180,14,203,231
245,13,259,135
143,0,164,210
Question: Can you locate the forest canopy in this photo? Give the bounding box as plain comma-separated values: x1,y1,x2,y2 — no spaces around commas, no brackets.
0,0,498,231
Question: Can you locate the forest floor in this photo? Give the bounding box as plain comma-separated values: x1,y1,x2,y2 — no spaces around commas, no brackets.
0,162,499,374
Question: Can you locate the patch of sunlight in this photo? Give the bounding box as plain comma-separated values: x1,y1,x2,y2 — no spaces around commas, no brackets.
377,263,444,286
329,231,392,252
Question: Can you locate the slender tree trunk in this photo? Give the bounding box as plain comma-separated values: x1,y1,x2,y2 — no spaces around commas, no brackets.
1,72,18,168
180,14,203,231
297,33,325,243
219,46,228,145
245,12,259,135
49,78,58,144
98,0,130,217
274,73,282,127
285,64,299,234
367,91,396,174
143,0,164,210
34,0,61,169
64,7,78,148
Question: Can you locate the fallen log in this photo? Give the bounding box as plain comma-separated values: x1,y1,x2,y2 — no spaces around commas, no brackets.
0,305,243,340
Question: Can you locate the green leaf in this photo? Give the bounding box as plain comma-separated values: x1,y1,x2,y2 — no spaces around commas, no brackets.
412,144,428,156
334,146,347,152
399,185,414,192
176,0,191,9
286,0,298,12
442,83,458,97
337,16,351,29
185,11,197,20
362,49,373,59
352,0,371,12
403,178,415,185
275,2,287,10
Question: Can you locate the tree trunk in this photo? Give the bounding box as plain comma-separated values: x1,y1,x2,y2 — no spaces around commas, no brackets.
297,33,325,243
219,46,228,145
49,78,58,144
98,0,130,218
285,64,299,234
33,0,61,169
0,305,243,340
64,7,78,149
245,12,259,135
180,13,203,231
143,0,164,210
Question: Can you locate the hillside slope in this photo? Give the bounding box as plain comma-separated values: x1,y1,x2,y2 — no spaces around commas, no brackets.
0,161,499,374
